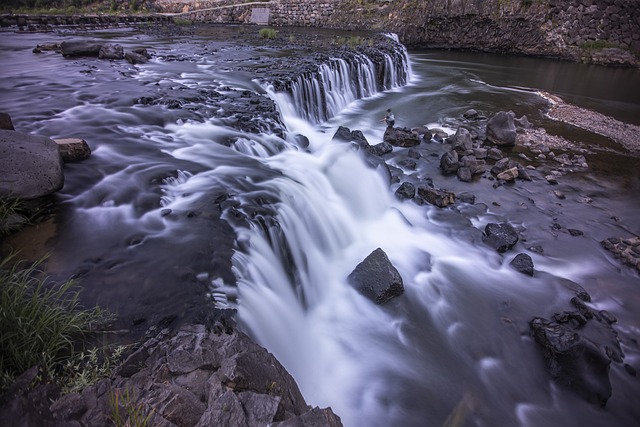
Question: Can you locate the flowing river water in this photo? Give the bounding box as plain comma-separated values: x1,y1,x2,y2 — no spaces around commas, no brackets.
1,25,639,427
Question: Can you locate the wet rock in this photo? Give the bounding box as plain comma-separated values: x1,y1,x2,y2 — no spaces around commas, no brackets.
125,51,149,64
417,186,456,208
461,155,485,175
350,130,369,147
0,112,14,130
486,147,503,160
486,111,516,146
545,175,559,185
601,236,640,271
558,278,591,302
463,109,479,120
347,248,404,304
530,317,612,407
0,129,64,200
553,190,566,199
98,43,124,60
509,253,534,276
451,127,473,153
457,192,476,204
395,182,415,200
54,138,91,162
383,126,420,147
370,141,393,156
60,40,103,57
482,222,519,253
497,166,518,181
457,166,472,182
440,150,459,174
568,229,584,237
397,158,417,170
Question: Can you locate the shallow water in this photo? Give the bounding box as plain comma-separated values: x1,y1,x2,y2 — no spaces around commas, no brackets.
1,26,639,427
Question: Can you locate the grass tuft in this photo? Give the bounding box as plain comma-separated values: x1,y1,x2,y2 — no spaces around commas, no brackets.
0,253,112,391
259,28,278,39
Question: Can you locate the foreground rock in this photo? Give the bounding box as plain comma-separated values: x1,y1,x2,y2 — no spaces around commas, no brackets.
348,248,404,304
1,322,343,427
0,129,64,199
529,287,624,408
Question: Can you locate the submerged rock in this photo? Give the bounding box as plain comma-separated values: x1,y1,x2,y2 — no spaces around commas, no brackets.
348,248,404,304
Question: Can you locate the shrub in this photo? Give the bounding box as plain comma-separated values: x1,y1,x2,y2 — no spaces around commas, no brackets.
259,28,278,39
0,254,112,391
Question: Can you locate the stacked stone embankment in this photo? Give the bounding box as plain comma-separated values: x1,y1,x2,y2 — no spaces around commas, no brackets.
0,13,172,29
151,0,638,66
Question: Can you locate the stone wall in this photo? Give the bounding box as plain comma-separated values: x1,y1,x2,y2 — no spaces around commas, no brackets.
151,0,638,65
0,13,172,29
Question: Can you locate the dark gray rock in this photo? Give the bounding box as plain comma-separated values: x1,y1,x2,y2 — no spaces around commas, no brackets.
486,147,503,160
347,248,404,304
0,112,14,130
350,130,368,146
271,406,343,427
395,182,415,200
461,155,485,175
50,393,87,421
509,253,534,276
530,317,613,407
486,111,516,146
0,129,64,199
60,40,103,57
370,141,393,156
383,126,420,147
457,166,472,182
440,150,459,174
457,192,476,204
125,51,149,64
417,186,456,208
397,158,417,170
451,127,473,152
98,43,124,60
483,222,519,253
463,109,479,120
332,126,352,142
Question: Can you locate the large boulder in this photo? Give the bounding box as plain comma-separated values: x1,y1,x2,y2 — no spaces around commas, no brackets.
347,248,404,304
383,127,420,147
482,222,519,253
486,111,516,146
98,43,124,60
0,130,64,199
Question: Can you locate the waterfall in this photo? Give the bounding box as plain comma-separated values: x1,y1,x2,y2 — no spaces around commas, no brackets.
286,35,411,124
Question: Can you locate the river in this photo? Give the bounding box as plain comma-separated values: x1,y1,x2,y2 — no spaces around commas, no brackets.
1,25,639,427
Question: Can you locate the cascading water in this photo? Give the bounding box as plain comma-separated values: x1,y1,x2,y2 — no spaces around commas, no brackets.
3,27,638,427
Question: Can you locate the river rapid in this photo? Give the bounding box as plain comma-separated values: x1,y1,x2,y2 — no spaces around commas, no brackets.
1,25,639,427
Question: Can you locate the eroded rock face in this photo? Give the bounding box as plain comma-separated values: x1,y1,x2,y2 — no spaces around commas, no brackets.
1,322,343,427
348,248,404,304
0,129,64,199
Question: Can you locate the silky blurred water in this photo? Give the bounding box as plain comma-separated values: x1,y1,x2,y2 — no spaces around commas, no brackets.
1,26,639,427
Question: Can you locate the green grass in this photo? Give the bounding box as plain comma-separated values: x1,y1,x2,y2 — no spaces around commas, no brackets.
173,17,192,26
0,253,112,391
109,387,155,427
580,40,619,51
0,197,28,237
259,28,278,39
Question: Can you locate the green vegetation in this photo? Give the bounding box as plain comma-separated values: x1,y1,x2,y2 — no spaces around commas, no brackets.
109,387,155,427
334,35,369,49
0,0,152,14
0,253,113,391
173,17,193,26
259,28,278,39
0,197,27,237
59,345,127,393
580,40,619,51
